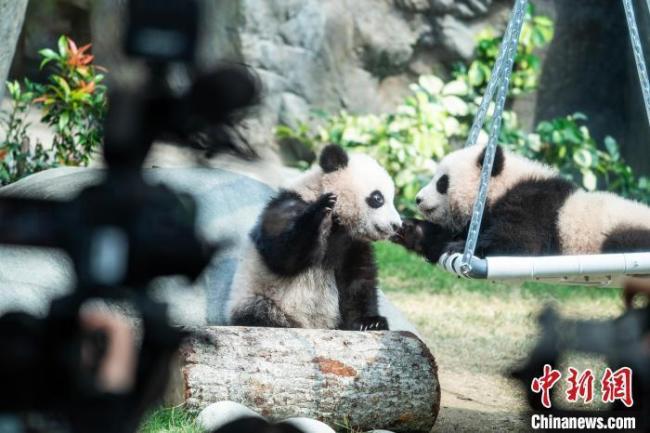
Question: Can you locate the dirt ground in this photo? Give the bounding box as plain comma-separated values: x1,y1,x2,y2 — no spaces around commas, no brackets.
387,290,624,433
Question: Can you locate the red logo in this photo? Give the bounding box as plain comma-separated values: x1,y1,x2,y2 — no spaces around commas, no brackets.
566,367,595,404
531,365,634,409
601,367,634,408
531,364,562,409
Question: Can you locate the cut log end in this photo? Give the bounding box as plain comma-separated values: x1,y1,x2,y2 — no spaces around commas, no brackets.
167,326,440,433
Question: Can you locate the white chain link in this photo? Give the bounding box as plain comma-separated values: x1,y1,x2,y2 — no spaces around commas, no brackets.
623,0,650,128
459,0,529,274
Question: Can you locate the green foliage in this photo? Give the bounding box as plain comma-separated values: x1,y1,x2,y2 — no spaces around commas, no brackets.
33,35,107,166
277,2,650,214
461,3,554,95
0,81,54,185
503,112,650,201
0,35,107,186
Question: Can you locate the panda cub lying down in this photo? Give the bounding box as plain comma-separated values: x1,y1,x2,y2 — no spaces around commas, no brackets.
394,145,650,261
227,145,402,330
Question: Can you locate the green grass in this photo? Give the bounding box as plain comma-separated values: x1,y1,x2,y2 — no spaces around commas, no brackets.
138,407,200,433
374,241,621,301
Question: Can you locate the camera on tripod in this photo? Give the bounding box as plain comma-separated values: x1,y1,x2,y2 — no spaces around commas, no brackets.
0,1,259,432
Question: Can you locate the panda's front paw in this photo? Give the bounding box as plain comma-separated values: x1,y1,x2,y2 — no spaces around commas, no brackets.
315,192,337,215
391,218,425,252
353,315,389,331
444,240,466,255
316,192,337,212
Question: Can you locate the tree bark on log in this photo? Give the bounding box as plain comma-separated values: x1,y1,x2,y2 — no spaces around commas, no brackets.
167,326,440,433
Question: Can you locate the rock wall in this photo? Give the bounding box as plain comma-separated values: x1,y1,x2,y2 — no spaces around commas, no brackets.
8,0,650,174
193,0,510,146
85,0,511,147
0,0,29,101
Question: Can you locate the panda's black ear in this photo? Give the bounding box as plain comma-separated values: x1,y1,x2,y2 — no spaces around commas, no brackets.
477,145,504,177
319,144,349,173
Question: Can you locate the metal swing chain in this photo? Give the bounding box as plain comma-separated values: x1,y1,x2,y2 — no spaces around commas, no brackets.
623,0,650,127
459,0,529,275
464,0,530,149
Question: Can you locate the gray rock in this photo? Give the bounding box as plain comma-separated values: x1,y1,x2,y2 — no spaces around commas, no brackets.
87,0,504,149
0,167,274,324
196,401,263,432
280,417,335,433
196,403,337,433
437,15,477,61
0,167,420,336
0,0,28,102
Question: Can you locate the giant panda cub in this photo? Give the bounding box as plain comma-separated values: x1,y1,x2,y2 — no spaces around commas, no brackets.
394,145,650,261
227,144,402,330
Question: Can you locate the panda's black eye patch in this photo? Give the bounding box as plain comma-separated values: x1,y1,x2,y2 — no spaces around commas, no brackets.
366,190,385,209
436,175,449,194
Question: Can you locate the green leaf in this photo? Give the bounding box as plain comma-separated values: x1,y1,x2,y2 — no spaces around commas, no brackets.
442,96,468,116
573,149,593,167
604,136,619,160
39,57,56,70
532,28,547,47
468,62,485,87
57,35,68,57
418,75,444,95
442,79,469,96
39,48,59,59
52,75,71,98
581,170,598,191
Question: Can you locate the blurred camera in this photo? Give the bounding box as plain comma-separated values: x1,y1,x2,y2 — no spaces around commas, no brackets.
125,0,199,63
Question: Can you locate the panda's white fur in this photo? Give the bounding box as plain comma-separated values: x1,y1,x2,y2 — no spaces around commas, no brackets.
558,191,650,254
228,242,342,328
410,145,650,256
417,145,556,232
227,146,401,329
287,153,401,241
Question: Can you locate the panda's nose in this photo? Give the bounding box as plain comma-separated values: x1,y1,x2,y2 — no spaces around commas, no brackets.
416,197,422,205
391,222,401,232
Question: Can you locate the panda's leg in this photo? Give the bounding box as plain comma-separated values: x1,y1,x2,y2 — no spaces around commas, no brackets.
602,228,650,252
391,218,457,263
254,192,336,276
230,295,299,328
336,242,388,331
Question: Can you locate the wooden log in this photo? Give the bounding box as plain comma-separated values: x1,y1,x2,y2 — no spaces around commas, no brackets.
167,326,440,433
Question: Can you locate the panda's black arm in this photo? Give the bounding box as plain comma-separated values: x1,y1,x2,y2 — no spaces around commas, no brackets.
391,218,457,263
336,241,388,331
252,190,335,276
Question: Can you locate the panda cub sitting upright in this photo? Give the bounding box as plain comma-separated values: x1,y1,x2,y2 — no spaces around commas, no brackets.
394,144,650,261
227,144,402,330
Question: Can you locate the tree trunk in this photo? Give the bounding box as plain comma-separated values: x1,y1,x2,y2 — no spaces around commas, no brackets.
167,326,440,433
0,0,28,102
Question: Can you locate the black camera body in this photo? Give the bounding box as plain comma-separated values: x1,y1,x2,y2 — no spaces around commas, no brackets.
0,1,259,432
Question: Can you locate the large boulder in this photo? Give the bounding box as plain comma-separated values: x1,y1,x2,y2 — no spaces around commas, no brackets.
0,167,418,334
